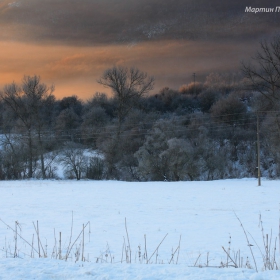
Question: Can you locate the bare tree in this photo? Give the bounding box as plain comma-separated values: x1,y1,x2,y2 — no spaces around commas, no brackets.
242,37,280,169
97,66,154,178
0,133,28,179
242,36,280,108
59,142,88,180
0,75,55,178
98,66,155,132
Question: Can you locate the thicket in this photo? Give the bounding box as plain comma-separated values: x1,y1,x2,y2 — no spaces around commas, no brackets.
1,37,280,181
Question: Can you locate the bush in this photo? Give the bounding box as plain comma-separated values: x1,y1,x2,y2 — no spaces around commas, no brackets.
210,93,247,125
198,89,220,113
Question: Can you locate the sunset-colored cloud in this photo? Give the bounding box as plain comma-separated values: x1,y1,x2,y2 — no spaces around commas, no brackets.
0,0,280,99
0,39,257,99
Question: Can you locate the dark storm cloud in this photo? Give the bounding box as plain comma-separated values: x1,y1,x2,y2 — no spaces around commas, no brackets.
1,0,280,45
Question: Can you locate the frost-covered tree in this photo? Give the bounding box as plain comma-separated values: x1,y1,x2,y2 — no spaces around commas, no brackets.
134,116,204,181
81,106,109,147
160,138,199,181
135,124,169,181
210,93,247,125
55,108,81,142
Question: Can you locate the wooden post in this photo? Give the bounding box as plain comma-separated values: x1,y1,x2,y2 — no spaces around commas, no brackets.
257,113,261,186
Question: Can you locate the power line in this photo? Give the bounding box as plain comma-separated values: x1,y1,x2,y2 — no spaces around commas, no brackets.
0,110,279,133
0,110,279,142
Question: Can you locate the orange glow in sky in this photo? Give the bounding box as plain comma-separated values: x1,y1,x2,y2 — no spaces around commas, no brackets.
1,0,278,100
0,40,255,100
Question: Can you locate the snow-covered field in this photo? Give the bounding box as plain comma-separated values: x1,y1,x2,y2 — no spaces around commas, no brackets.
0,178,280,279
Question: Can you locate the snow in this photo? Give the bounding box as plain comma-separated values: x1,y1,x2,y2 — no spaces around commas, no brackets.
0,178,280,279
1,259,278,280
0,258,275,280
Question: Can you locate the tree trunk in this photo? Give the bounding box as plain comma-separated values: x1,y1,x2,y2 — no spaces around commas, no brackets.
27,131,33,178
38,130,46,179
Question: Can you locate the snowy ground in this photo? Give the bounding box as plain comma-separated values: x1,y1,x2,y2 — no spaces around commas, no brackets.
0,178,280,279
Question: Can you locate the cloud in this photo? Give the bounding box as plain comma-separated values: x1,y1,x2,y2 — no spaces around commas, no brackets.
0,0,280,99
0,0,279,46
0,39,256,99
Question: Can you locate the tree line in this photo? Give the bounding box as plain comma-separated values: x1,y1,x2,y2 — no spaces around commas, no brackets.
0,37,280,181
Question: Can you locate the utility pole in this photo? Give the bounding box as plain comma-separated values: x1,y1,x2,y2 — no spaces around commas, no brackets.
257,113,261,186
193,73,196,95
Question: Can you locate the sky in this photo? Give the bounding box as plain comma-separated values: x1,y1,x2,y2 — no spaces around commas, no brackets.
0,0,280,99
